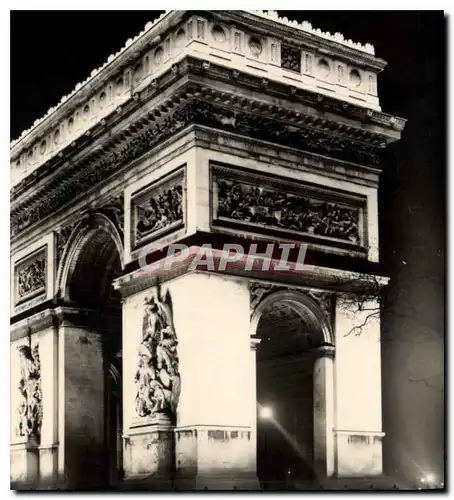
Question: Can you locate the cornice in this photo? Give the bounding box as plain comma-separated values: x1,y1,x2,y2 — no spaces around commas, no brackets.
11,10,385,153
187,57,405,135
10,11,179,150
11,57,405,239
11,56,404,199
113,246,389,299
10,308,57,342
247,11,376,56
11,58,187,202
11,9,402,177
215,11,382,64
53,306,121,331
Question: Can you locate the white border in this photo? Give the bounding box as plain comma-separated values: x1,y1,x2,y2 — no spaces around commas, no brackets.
4,5,451,500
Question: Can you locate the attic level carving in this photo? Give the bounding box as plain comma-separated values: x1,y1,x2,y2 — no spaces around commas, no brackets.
10,62,402,238
10,10,405,191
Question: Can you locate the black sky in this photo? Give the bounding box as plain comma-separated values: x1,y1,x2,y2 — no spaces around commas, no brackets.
10,10,446,484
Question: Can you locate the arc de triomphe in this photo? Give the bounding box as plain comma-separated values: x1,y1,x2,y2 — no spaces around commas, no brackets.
10,10,405,490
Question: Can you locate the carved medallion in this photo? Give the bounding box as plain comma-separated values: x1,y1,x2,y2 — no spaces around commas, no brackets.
317,59,331,78
212,25,226,43
134,295,181,422
248,36,263,57
16,344,42,441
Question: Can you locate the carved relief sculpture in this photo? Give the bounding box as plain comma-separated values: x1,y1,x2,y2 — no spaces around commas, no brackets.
56,222,78,265
16,344,43,441
100,194,125,241
16,256,46,301
134,181,183,246
134,296,181,421
216,178,361,244
281,45,301,73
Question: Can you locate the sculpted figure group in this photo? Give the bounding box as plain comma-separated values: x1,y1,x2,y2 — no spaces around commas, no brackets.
16,344,42,440
134,295,181,420
217,180,360,244
17,259,46,299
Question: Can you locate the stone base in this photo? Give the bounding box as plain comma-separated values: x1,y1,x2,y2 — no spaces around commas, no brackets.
38,445,58,487
174,473,260,491
173,425,259,490
119,474,174,490
10,439,40,489
336,431,384,477
123,415,174,482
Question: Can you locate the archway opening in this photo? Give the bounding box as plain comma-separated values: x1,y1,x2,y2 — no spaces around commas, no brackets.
255,296,326,490
64,223,123,487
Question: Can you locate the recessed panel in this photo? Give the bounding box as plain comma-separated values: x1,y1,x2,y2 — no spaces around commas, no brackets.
131,166,185,250
211,163,367,250
14,247,47,306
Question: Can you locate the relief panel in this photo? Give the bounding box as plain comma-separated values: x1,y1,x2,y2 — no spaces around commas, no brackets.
211,164,367,249
14,249,47,307
130,167,185,250
11,234,55,317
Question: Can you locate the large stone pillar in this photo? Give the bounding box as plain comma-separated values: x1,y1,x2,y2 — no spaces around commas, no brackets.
10,336,40,488
118,271,259,490
10,310,56,489
54,307,109,489
37,319,59,487
172,273,258,490
334,297,384,477
312,345,335,480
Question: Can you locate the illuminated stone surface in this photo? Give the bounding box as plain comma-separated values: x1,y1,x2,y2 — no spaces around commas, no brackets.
10,10,405,491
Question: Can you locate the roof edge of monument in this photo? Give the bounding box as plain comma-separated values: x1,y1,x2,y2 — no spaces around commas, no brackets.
10,10,174,149
247,11,376,55
11,10,381,152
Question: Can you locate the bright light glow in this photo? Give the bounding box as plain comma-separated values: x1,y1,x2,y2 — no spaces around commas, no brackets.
260,406,273,420
421,473,436,486
426,473,435,484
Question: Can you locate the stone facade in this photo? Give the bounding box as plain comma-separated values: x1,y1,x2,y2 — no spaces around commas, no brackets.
10,10,405,490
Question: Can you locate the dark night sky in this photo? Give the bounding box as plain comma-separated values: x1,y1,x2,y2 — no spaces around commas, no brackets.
10,11,446,483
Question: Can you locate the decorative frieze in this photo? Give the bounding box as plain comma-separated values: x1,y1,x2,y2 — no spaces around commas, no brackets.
213,166,363,246
16,344,43,441
11,71,393,237
134,295,181,422
131,169,184,249
11,101,192,237
15,249,47,304
11,11,392,188
194,99,382,166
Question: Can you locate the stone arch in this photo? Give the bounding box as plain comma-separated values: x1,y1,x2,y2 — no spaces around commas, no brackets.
57,212,124,304
252,288,336,486
55,211,125,487
250,289,334,347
